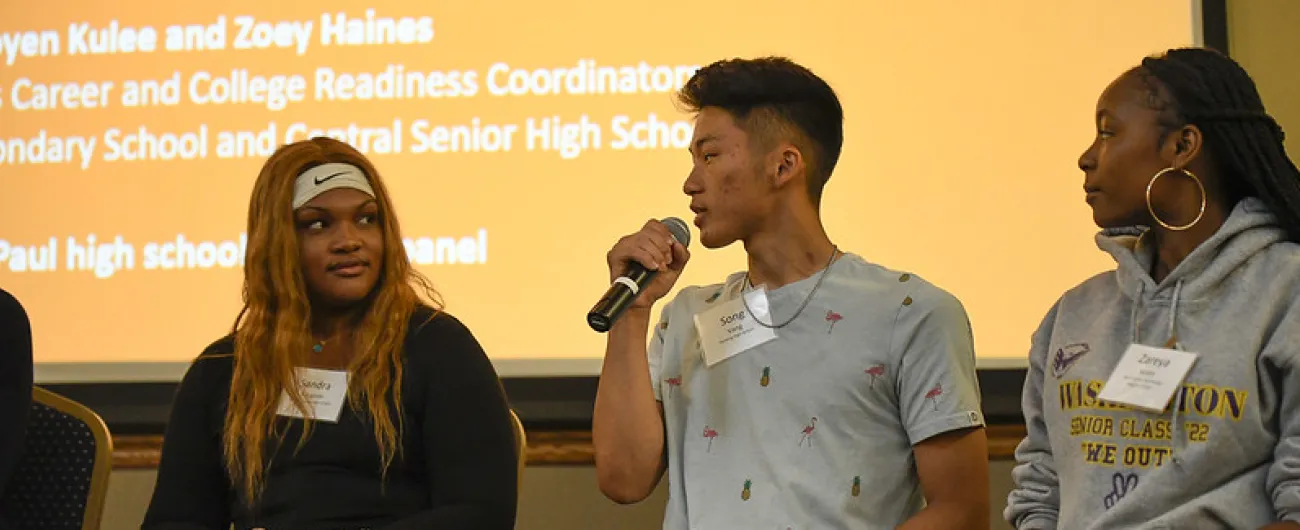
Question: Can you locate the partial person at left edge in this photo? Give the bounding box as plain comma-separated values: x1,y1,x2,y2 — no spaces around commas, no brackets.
0,288,34,530
141,137,518,530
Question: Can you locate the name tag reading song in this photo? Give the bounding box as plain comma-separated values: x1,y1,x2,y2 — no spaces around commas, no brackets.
1097,344,1197,413
694,287,777,367
276,367,349,423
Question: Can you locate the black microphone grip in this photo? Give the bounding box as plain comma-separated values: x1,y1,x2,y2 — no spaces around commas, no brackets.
587,262,654,332
587,217,690,333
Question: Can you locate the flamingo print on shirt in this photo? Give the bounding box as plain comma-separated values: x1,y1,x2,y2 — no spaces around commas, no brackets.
925,383,944,411
798,417,818,447
865,364,885,389
825,310,843,333
703,425,718,452
663,376,682,397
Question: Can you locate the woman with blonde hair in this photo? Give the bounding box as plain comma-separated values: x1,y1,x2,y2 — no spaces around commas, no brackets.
142,137,518,529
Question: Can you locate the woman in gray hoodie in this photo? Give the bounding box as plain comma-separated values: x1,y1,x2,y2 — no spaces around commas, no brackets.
1005,47,1300,529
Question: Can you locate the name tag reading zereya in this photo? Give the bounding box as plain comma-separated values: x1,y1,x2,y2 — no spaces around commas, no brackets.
1097,344,1198,413
275,367,350,423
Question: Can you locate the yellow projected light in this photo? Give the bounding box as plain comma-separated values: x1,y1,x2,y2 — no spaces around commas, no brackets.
0,1,1197,380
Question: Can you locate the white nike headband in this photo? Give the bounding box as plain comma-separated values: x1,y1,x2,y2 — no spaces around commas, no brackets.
292,163,376,209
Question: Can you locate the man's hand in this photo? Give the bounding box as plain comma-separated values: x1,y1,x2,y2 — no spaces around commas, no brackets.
605,219,690,309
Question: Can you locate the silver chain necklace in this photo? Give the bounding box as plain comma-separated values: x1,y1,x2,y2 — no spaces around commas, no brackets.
741,246,840,329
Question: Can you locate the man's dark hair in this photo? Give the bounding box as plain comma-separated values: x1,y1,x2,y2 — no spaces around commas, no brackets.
1137,47,1300,241
677,56,844,203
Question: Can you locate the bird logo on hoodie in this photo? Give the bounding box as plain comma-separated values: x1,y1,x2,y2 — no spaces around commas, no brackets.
1052,343,1091,378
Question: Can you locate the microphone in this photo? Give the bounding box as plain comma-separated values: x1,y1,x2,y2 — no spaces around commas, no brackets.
587,217,692,333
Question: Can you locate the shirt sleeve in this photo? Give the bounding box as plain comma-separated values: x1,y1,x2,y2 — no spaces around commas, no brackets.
382,314,517,530
1265,297,1300,522
0,288,33,530
140,351,233,530
1005,301,1063,529
647,297,676,403
891,283,985,444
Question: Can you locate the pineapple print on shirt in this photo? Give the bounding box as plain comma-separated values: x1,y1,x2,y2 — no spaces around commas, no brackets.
760,366,771,387
741,479,751,501
851,476,861,497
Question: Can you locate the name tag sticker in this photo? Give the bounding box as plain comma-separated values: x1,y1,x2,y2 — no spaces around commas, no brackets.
1097,344,1197,413
694,287,777,367
276,367,349,423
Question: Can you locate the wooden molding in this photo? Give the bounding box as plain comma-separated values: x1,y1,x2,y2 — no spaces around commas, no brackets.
112,424,1027,470
986,424,1026,459
112,435,166,469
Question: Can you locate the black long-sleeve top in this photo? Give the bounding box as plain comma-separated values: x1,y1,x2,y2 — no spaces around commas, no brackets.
141,308,518,530
0,288,33,530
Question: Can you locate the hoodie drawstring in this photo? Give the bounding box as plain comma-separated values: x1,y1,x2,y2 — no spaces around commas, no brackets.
1129,279,1187,466
1168,280,1183,346
1167,280,1186,466
1130,282,1145,342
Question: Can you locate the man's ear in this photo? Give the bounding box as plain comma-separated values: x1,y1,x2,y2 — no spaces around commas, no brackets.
772,144,805,189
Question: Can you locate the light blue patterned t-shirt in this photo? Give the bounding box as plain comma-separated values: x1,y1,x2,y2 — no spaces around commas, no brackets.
648,253,985,530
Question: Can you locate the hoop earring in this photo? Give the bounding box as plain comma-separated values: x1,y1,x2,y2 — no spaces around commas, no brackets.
1145,167,1207,231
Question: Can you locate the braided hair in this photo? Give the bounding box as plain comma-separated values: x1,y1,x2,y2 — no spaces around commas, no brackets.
1136,47,1300,242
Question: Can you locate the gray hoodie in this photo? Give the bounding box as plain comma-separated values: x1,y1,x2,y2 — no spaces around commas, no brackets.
1005,197,1300,529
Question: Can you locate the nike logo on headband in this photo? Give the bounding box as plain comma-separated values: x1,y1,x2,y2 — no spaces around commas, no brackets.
314,171,347,185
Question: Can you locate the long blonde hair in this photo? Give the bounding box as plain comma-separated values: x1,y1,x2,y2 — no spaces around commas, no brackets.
224,137,441,504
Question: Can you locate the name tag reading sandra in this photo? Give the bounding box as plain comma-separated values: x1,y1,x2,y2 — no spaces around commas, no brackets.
1097,344,1197,413
276,367,350,423
694,287,777,367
